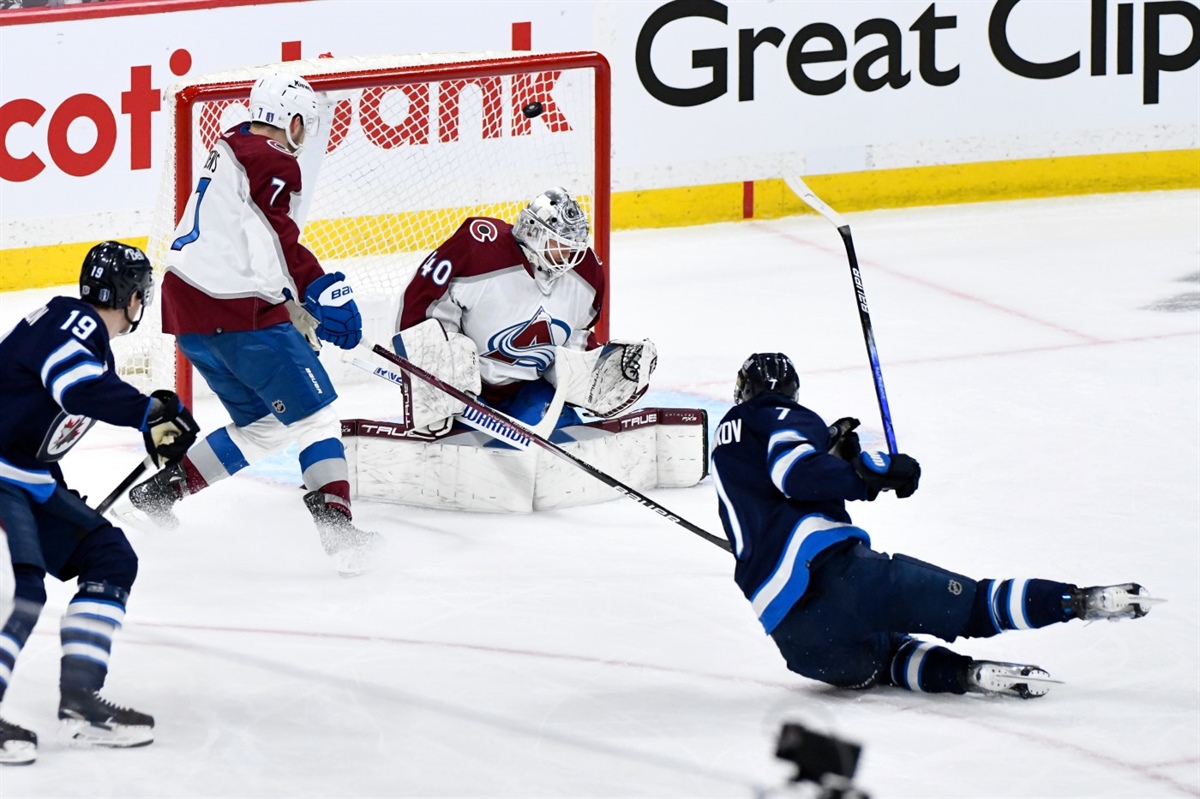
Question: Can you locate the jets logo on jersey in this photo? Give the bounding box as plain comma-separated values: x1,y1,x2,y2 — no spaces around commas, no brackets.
469,219,499,243
482,307,570,371
37,411,96,462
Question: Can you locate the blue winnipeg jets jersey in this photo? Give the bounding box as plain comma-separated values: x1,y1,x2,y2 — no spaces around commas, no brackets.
711,393,872,633
0,296,152,502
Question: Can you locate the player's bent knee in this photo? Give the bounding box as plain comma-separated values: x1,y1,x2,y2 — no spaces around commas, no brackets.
73,526,138,591
289,405,342,450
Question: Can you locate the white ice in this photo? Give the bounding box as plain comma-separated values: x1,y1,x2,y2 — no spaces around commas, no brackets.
0,191,1197,798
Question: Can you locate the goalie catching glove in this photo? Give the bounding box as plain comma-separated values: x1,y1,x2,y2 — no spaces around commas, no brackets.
142,389,199,467
549,339,657,418
303,271,362,350
392,319,482,437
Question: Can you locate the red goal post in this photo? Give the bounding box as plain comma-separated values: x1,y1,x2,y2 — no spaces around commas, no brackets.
117,51,611,407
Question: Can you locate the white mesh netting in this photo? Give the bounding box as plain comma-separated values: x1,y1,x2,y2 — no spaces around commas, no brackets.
114,50,606,401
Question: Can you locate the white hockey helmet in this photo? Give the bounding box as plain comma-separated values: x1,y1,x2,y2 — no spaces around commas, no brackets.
248,72,319,152
513,187,591,292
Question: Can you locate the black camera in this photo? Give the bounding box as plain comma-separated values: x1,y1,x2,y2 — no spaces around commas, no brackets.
775,722,870,799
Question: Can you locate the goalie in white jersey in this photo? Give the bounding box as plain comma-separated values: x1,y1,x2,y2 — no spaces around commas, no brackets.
395,187,657,435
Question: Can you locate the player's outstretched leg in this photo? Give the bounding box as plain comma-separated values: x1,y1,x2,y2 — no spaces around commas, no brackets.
886,637,1058,699
1068,583,1162,621
0,717,37,765
303,491,383,577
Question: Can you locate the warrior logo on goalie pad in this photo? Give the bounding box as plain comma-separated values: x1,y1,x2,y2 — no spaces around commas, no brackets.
482,307,570,372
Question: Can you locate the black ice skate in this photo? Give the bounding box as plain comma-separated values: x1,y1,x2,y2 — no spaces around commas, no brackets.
128,462,185,529
0,716,37,765
961,660,1062,699
58,689,154,748
1069,583,1164,621
304,490,383,577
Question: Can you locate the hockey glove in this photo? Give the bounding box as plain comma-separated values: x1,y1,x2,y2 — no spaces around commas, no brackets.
827,417,861,462
853,450,920,500
303,272,362,350
143,390,199,467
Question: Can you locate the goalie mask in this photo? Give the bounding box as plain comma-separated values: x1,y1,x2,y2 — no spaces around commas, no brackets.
249,72,319,153
735,353,800,404
79,241,154,332
513,187,590,294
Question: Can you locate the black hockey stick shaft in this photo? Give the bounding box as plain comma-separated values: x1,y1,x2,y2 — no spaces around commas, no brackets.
95,455,155,514
785,175,898,454
837,225,898,454
361,342,732,552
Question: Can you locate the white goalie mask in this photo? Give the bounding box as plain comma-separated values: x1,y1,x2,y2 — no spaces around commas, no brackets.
248,72,319,153
513,187,591,294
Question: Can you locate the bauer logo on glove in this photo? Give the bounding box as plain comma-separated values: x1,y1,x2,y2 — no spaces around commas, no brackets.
303,271,363,350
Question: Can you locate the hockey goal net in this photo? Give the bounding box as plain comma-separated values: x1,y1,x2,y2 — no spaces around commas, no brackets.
115,50,611,405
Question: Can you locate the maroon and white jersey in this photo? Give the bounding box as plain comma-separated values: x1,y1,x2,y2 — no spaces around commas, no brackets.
399,217,604,397
161,123,326,335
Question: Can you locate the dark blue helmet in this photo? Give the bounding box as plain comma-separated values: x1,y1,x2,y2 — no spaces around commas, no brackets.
735,352,800,403
80,241,153,311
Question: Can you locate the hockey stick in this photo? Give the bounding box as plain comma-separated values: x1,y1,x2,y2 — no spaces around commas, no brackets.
345,342,732,552
783,174,898,454
95,455,155,515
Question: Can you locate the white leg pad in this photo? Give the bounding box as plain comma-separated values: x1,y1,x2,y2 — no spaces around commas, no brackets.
343,408,708,512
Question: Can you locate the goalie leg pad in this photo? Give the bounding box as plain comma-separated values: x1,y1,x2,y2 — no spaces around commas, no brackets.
348,431,536,513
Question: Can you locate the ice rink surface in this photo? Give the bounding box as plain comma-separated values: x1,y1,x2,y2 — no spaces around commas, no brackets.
0,191,1197,798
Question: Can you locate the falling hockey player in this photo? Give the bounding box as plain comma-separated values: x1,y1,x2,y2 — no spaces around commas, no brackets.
711,353,1161,698
0,242,200,764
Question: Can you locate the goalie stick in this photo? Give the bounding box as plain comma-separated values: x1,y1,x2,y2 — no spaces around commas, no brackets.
96,455,155,515
784,174,898,454
344,342,732,553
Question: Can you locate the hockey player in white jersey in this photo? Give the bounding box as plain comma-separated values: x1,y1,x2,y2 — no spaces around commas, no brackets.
127,71,380,576
394,187,657,436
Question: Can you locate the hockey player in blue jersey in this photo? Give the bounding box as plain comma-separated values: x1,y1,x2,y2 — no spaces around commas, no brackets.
0,241,199,764
711,352,1159,699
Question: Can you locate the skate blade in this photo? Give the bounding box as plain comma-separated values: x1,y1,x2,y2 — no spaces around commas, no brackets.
1013,672,1064,685
0,741,37,765
105,499,176,533
60,719,154,748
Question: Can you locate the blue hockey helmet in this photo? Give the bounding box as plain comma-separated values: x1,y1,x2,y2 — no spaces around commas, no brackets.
80,241,153,313
735,352,800,403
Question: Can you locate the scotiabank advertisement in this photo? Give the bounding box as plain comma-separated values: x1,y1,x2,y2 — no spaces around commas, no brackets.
1,0,1197,244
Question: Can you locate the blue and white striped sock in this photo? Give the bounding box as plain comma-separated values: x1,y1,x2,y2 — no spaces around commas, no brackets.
59,582,127,692
889,638,971,694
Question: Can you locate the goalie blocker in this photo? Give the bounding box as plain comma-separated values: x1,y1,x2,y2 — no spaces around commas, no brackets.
342,407,709,512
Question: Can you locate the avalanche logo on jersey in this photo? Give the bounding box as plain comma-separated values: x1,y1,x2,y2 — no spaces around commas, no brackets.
469,219,499,243
482,307,570,372
37,411,97,462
